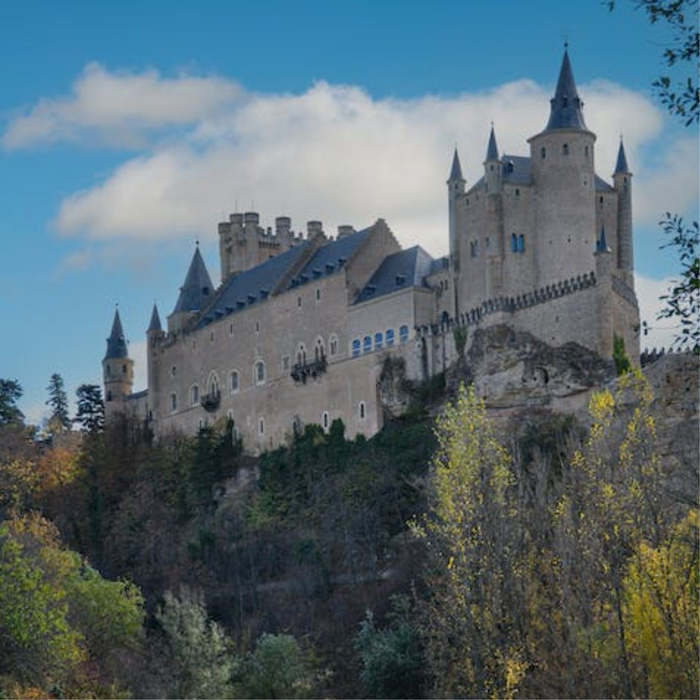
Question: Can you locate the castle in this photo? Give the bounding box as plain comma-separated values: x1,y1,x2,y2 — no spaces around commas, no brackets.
102,49,640,451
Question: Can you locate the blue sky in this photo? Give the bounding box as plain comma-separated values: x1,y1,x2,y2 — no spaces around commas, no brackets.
1,0,697,424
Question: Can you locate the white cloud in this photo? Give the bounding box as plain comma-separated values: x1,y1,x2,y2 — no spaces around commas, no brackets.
635,272,681,350
2,63,241,149
48,72,688,264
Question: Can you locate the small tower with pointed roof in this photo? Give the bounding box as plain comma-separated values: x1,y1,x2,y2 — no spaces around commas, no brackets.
447,148,465,276
613,138,634,287
168,245,214,333
484,124,502,194
528,46,597,285
103,307,134,417
146,304,163,414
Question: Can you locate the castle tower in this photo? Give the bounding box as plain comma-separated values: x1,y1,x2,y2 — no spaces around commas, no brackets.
103,308,134,418
528,48,597,285
168,245,214,333
595,227,615,358
484,125,502,194
447,148,465,273
613,138,634,288
146,304,162,417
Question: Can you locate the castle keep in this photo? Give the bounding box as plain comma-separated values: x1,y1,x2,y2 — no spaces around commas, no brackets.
103,50,640,451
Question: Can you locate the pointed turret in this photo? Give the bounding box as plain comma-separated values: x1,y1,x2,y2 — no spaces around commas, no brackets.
448,148,464,182
147,303,162,333
545,48,587,131
485,125,499,161
172,246,214,315
105,308,128,360
103,307,134,417
614,138,630,174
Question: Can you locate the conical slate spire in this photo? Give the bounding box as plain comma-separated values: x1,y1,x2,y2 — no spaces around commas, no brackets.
147,303,162,332
596,225,610,253
105,308,128,360
614,138,630,174
485,125,499,161
545,49,587,131
448,148,464,181
172,247,214,314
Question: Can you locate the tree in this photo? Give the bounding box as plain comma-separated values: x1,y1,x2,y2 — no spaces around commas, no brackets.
0,379,24,426
657,215,699,352
613,334,632,374
73,384,104,433
46,373,71,436
609,0,699,125
411,384,526,698
155,588,235,699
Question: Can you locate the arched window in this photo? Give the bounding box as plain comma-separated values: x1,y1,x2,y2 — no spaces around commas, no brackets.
562,143,569,155
255,361,265,385
230,370,239,394
315,288,321,302
296,343,307,366
106,365,111,377
191,384,199,406
518,234,525,253
170,393,177,412
314,337,325,362
399,325,409,344
207,372,220,397
106,390,112,402
359,401,366,420
329,334,338,357
386,329,395,347
363,335,372,353
352,338,361,357
258,417,264,435
584,145,589,158
322,411,329,430
541,146,546,159
511,233,518,252
375,332,383,350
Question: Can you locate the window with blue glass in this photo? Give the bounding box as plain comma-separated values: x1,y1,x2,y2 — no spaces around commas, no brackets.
399,325,409,344
518,234,525,253
352,338,361,357
386,329,395,347
375,332,383,349
511,233,518,252
363,335,372,353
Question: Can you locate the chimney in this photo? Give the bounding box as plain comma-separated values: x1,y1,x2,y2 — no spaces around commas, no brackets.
307,220,323,238
337,225,354,239
275,216,292,236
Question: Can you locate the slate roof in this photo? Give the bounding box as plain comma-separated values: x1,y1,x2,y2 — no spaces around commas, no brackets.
501,155,532,184
105,309,128,360
147,304,162,332
288,226,373,289
355,245,434,304
595,175,615,192
448,148,464,181
172,247,214,314
614,140,630,173
126,389,148,401
486,127,499,161
545,49,588,131
196,241,312,329
429,256,449,276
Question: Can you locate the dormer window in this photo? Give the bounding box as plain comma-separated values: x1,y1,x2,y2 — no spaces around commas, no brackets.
395,274,406,286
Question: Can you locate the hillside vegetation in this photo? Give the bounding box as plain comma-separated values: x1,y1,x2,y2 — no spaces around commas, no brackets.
0,363,697,698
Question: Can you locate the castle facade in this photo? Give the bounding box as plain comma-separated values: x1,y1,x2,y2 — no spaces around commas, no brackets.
103,50,640,451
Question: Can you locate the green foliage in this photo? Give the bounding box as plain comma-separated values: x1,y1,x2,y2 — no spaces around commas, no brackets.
155,588,235,699
45,373,71,436
236,633,318,699
355,596,425,699
657,215,699,353
453,324,468,359
0,380,23,426
73,384,104,433
613,334,632,375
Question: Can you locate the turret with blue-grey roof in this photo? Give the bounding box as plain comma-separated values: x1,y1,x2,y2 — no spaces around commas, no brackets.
103,307,134,417
168,245,214,333
447,147,465,275
613,137,634,286
484,124,502,194
545,48,587,131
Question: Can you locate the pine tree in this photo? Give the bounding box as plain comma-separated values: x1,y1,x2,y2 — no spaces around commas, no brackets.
0,379,24,426
46,373,70,435
74,384,104,433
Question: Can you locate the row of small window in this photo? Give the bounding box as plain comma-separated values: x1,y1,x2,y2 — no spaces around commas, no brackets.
540,143,589,159
469,234,525,258
351,326,409,357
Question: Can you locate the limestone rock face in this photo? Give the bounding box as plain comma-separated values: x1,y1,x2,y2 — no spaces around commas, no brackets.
454,324,615,412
